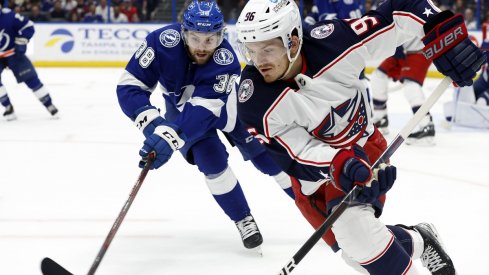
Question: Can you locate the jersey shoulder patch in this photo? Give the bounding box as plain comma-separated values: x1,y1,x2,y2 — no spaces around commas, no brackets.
310,23,335,39
238,78,254,103
159,28,181,48
213,48,234,66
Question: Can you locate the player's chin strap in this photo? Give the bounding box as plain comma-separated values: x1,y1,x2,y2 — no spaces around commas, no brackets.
279,39,303,80
277,76,453,275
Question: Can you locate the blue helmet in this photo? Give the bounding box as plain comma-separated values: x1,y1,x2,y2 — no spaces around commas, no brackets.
182,0,224,33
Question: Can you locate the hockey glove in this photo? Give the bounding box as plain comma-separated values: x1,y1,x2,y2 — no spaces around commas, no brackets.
330,145,396,204
422,10,486,87
139,122,186,169
133,105,166,138
14,37,28,55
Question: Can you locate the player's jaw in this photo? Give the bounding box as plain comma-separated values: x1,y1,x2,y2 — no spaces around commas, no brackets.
257,61,288,83
189,48,213,64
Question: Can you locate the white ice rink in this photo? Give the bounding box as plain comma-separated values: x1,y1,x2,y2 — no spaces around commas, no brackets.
0,68,488,275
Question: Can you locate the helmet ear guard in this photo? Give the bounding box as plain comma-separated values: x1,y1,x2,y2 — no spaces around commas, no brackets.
236,0,303,64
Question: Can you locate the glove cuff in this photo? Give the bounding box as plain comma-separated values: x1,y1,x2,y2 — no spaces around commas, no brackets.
154,125,186,151
423,10,454,34
330,148,355,184
134,106,161,135
15,37,29,45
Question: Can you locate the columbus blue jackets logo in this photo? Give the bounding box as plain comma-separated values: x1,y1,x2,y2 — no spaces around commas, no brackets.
310,24,334,39
160,29,180,48
312,92,369,148
238,79,254,103
213,48,234,65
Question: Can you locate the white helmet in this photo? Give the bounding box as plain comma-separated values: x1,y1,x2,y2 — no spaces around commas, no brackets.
236,0,303,63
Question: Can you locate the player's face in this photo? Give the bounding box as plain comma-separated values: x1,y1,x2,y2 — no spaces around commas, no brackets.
185,31,222,64
244,39,288,83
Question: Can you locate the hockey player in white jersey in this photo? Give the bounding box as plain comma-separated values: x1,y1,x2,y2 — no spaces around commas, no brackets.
116,0,297,251
370,37,435,145
0,8,59,120
236,0,484,273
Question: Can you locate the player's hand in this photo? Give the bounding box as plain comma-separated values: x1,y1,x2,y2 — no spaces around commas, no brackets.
422,11,486,87
14,37,28,55
330,145,396,203
138,123,186,169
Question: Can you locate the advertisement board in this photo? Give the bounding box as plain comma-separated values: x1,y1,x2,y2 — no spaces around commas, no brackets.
32,23,161,67
31,23,482,77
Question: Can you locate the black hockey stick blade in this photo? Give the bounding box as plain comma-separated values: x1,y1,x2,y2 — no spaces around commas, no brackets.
41,258,74,275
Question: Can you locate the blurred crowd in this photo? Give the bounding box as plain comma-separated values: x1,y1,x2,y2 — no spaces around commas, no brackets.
8,0,157,22
5,0,489,29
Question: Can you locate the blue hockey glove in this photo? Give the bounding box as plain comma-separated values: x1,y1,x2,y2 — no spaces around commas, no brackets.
14,37,28,55
330,145,396,204
139,122,186,169
422,10,486,87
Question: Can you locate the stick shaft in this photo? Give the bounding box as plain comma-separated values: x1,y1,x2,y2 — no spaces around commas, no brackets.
87,158,153,275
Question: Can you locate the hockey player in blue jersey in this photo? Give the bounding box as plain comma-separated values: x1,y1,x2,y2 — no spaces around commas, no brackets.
0,8,58,121
236,0,484,273
304,0,364,24
116,0,296,250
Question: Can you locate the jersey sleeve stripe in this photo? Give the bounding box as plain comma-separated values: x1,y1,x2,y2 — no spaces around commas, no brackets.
263,87,292,137
313,23,396,78
392,11,426,25
118,70,153,92
275,136,332,166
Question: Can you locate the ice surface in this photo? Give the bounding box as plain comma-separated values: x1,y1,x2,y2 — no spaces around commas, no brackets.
0,68,488,275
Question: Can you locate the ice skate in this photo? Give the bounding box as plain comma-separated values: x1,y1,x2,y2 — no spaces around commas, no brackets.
414,223,456,275
235,214,263,250
406,115,435,146
46,104,59,118
3,104,17,121
373,115,389,135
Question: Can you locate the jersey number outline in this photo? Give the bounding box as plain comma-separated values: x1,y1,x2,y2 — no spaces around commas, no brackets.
134,40,155,68
213,74,239,94
350,16,379,36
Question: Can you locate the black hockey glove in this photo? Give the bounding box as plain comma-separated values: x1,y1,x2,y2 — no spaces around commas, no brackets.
422,10,486,86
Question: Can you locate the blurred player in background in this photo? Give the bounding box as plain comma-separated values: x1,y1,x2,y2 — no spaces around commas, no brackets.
304,0,365,24
444,36,489,129
0,7,58,121
370,36,434,145
116,0,295,251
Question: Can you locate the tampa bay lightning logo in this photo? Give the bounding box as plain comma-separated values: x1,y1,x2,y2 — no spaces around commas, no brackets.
310,24,334,39
213,48,234,66
160,29,180,48
0,29,11,52
45,29,74,53
238,79,254,103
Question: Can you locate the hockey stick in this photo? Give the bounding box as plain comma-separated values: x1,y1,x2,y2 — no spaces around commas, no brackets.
41,153,155,275
278,76,452,275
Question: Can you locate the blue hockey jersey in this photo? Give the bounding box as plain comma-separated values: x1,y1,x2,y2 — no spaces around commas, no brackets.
0,8,34,58
237,0,440,195
117,24,241,140
307,0,365,22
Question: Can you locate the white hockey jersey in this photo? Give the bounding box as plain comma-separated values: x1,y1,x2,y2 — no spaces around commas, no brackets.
237,0,441,195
